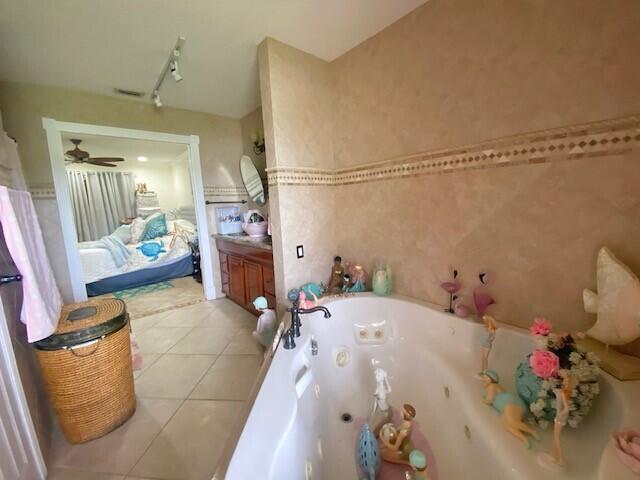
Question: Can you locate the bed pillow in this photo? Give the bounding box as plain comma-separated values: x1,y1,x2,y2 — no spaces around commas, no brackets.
112,224,132,244
140,213,168,241
130,217,146,243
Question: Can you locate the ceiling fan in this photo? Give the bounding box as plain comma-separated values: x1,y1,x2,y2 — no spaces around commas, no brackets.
64,139,125,167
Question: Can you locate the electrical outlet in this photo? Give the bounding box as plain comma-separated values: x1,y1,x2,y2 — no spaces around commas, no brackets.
296,245,304,258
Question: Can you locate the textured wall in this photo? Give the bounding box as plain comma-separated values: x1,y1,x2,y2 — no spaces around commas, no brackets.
332,0,640,168
258,39,336,306
0,81,244,189
261,0,640,337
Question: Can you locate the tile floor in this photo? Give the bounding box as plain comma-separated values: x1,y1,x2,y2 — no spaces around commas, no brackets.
47,297,262,480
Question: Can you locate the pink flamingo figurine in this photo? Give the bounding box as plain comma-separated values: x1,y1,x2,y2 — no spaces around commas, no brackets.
440,269,461,313
473,272,495,318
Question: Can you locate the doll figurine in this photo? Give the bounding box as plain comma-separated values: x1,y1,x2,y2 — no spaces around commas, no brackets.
327,256,345,293
378,404,417,465
538,370,572,471
479,315,498,374
368,368,393,437
251,296,277,347
481,370,539,448
349,263,367,292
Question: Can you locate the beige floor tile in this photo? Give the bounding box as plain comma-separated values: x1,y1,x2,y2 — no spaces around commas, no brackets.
167,327,238,355
129,400,242,480
129,313,165,336
153,303,214,328
222,327,264,355
190,355,262,401
49,398,182,475
48,467,124,480
136,327,192,354
133,353,161,379
135,354,216,399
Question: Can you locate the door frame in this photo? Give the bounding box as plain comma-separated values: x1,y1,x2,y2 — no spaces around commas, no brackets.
0,296,47,479
42,118,217,302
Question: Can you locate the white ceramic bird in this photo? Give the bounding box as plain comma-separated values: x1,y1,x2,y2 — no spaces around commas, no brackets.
583,247,640,346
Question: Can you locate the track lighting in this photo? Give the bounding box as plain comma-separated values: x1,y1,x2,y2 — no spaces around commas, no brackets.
150,36,185,109
170,60,183,82
152,90,163,108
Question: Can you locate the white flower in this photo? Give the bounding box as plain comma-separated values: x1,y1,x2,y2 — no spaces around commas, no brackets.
569,352,582,364
538,420,550,430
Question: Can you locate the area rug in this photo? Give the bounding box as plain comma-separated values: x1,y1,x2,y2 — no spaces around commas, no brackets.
112,281,174,300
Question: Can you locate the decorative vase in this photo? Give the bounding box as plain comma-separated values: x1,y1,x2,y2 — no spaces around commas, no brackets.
372,265,392,297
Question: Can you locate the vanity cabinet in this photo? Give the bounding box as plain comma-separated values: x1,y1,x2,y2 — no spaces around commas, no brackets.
216,237,275,315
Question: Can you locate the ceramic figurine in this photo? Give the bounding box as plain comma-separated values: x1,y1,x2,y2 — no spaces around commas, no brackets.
357,423,380,480
327,256,345,293
372,264,393,297
480,315,498,374
342,273,352,293
368,368,393,437
440,269,461,313
378,403,417,465
583,246,640,347
349,263,367,292
404,450,428,479
480,369,538,448
298,290,317,309
473,272,495,318
251,296,277,347
612,429,640,475
537,370,572,471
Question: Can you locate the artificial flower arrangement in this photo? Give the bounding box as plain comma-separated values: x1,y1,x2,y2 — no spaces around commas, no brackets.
515,317,600,429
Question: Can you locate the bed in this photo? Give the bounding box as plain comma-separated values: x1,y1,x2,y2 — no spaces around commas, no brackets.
79,217,198,296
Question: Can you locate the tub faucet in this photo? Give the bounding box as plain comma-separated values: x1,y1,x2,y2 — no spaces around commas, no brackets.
283,289,331,350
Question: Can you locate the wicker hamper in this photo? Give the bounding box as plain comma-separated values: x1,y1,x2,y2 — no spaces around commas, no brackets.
34,298,136,444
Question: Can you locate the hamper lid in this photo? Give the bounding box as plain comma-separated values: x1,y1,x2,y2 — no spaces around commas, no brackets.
34,298,127,350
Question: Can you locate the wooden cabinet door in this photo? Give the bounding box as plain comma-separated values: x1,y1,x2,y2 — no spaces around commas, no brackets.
227,256,246,305
243,261,264,313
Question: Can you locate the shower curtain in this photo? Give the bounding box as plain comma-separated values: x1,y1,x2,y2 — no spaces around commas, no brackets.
67,170,136,242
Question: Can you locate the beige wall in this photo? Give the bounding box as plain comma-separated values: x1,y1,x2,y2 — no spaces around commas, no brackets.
259,39,336,306
260,0,640,337
0,81,244,189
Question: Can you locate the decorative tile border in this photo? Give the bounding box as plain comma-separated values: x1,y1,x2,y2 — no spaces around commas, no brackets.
29,184,248,199
203,185,248,197
267,114,640,186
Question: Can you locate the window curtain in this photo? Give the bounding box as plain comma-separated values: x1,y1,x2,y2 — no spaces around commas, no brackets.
67,170,136,242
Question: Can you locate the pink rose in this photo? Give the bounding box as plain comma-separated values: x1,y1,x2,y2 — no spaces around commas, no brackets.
529,349,559,378
530,317,552,336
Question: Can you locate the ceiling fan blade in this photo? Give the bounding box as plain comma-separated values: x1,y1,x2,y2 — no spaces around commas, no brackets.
86,160,117,167
89,157,125,162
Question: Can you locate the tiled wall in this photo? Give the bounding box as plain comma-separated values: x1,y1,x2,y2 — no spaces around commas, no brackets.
260,0,640,338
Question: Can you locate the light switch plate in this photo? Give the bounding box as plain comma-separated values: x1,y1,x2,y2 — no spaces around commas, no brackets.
296,245,304,258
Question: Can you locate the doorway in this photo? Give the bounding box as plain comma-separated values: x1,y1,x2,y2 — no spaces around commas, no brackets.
43,119,216,308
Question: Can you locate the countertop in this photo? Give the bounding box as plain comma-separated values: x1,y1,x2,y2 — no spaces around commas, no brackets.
213,233,272,251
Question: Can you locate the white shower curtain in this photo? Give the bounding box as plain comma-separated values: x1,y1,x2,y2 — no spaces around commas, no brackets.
67,170,136,242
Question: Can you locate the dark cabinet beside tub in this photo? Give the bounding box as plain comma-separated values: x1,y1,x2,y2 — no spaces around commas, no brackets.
216,237,275,315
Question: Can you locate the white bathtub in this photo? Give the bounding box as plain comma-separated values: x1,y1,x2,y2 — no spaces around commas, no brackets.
226,294,640,479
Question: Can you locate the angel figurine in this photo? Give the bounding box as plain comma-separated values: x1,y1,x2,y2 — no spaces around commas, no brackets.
368,368,393,436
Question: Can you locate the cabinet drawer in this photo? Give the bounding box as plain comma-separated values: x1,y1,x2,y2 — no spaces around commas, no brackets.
263,267,275,295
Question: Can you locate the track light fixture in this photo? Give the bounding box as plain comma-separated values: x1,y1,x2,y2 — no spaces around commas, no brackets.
150,36,185,108
170,60,183,82
152,90,163,108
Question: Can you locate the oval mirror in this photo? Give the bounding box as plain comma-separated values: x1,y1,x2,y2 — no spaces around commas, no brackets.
240,155,266,205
